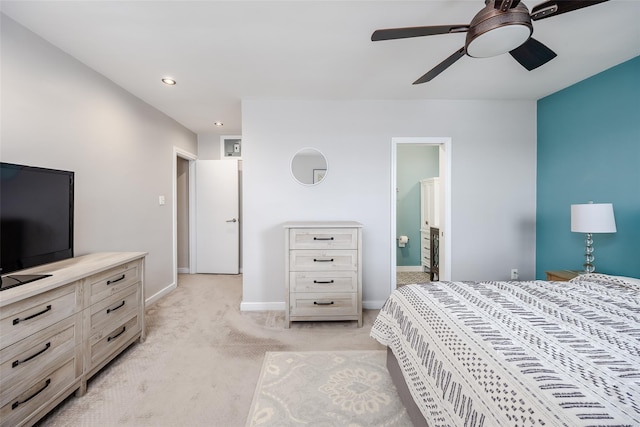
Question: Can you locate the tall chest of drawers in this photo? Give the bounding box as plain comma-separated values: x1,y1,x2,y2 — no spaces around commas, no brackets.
284,221,362,328
0,252,146,427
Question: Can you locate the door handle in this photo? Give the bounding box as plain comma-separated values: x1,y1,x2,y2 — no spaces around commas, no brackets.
226,218,237,223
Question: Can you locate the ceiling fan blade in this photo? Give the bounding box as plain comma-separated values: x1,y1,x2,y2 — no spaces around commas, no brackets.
530,0,608,21
413,47,466,84
371,25,469,42
509,37,557,71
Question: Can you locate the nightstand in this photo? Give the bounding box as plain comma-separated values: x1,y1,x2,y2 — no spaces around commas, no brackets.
546,270,581,281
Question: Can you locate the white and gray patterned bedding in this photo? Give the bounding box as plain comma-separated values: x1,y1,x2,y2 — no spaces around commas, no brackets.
371,274,640,427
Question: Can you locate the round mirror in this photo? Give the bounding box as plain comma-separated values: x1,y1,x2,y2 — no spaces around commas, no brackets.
290,148,328,185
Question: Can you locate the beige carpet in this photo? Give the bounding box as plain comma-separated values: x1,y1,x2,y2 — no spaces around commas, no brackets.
246,351,410,426
35,274,386,426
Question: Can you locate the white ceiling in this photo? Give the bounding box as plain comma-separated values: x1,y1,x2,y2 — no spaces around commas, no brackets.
2,0,639,136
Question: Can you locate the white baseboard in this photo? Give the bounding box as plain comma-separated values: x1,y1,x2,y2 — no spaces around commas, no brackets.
239,300,387,312
176,267,189,274
240,301,286,311
363,300,387,310
145,281,177,307
396,266,423,272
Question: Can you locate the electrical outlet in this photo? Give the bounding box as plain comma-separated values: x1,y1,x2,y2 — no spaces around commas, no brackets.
511,269,519,280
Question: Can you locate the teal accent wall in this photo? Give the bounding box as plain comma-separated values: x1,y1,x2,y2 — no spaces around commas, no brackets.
536,56,640,279
397,145,439,266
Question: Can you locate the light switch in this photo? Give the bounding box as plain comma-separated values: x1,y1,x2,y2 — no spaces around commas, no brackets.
158,195,165,205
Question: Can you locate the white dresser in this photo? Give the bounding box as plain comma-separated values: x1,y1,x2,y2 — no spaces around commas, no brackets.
283,221,362,328
0,252,145,427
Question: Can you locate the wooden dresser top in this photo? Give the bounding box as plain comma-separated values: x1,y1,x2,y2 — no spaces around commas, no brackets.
283,221,362,228
0,252,147,307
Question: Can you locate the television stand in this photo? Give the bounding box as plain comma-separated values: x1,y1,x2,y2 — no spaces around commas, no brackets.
0,274,52,291
0,252,146,427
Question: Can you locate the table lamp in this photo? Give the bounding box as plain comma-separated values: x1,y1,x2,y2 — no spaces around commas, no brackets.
570,202,616,273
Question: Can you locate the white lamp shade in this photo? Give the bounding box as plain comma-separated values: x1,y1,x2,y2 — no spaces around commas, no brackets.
571,203,617,233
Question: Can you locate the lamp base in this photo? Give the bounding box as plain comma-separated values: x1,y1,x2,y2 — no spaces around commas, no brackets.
583,232,595,273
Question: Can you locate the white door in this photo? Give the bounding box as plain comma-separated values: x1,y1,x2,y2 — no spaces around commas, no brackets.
196,160,239,274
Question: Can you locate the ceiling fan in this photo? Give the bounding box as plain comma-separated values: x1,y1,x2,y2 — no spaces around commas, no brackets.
371,0,609,84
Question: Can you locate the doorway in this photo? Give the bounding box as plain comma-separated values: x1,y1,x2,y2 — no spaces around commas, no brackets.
390,137,451,293
174,147,197,287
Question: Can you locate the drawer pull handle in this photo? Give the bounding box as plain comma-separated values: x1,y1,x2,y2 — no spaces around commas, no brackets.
314,301,334,306
12,343,51,368
12,379,51,410
313,258,334,262
107,274,126,285
313,237,334,241
313,280,334,284
107,326,126,342
13,305,52,325
107,301,126,314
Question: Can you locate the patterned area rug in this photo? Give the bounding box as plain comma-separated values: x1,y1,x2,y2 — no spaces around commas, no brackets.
396,271,432,286
246,351,411,426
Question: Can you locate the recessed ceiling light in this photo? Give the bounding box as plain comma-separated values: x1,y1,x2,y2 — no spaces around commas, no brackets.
214,122,224,127
161,78,176,86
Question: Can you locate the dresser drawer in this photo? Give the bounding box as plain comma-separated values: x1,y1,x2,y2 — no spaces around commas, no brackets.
289,228,358,250
290,271,357,293
290,250,358,271
85,261,141,306
421,233,430,250
0,358,77,427
86,283,140,338
289,293,358,317
0,315,80,392
0,284,78,351
87,315,140,371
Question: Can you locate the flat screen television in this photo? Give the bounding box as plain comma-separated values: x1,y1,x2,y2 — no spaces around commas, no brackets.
1,162,74,290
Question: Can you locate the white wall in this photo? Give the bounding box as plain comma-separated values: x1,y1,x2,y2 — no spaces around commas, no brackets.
1,15,198,302
241,99,537,309
197,134,222,160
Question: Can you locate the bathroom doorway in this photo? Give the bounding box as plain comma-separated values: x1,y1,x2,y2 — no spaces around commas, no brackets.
390,137,451,292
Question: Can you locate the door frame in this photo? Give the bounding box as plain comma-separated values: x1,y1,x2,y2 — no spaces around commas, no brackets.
390,137,452,293
173,147,197,286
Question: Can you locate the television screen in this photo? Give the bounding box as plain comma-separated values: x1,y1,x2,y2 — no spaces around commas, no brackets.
1,162,74,277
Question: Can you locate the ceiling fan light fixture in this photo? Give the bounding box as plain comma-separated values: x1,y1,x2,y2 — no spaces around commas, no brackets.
466,23,532,57
371,0,610,83
465,2,532,58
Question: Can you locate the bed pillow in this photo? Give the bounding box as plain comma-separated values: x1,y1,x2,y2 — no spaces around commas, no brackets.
570,272,640,289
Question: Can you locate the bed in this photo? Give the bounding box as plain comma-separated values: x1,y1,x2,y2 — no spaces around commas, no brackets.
371,273,640,427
